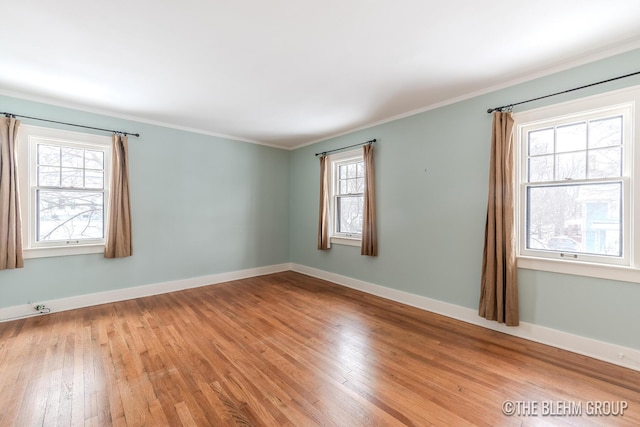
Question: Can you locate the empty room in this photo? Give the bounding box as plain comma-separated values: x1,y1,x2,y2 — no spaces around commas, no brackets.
1,1,640,425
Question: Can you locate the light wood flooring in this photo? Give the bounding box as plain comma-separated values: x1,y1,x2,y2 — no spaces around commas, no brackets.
0,271,639,426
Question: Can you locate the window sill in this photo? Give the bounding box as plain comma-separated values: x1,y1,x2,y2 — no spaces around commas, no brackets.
517,256,640,284
24,244,105,259
330,236,361,247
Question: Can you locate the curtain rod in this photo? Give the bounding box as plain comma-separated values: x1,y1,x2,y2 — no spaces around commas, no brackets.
486,70,640,114
1,111,140,137
315,139,376,157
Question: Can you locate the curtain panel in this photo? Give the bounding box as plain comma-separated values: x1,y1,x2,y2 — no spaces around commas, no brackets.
479,112,519,326
361,144,377,256
0,117,24,270
317,154,330,250
105,134,133,258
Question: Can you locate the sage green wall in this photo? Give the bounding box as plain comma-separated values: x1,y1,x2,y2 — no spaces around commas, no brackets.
0,95,290,308
290,48,640,350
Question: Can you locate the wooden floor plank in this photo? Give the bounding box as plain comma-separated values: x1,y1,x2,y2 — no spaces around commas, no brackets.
1,271,639,426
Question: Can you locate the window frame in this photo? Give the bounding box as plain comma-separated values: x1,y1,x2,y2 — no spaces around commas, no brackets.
17,125,112,259
328,149,364,246
514,85,640,282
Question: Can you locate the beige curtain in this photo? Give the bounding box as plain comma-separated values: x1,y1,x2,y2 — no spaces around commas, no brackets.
317,154,330,250
105,134,132,258
479,112,518,326
361,144,377,256
0,117,24,270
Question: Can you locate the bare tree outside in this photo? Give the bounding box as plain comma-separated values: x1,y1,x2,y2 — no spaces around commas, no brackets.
336,160,364,234
36,143,106,242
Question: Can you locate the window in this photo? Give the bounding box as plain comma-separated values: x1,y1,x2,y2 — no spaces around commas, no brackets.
18,125,111,258
329,150,364,245
515,86,640,278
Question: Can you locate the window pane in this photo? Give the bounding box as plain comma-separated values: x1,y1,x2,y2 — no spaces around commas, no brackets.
61,167,84,187
338,179,347,194
589,116,622,148
61,147,84,168
528,155,553,182
336,195,363,234
85,150,104,170
339,164,347,179
85,170,104,189
526,183,621,257
38,166,60,187
37,190,104,241
556,122,586,153
357,162,364,177
347,163,356,178
339,177,365,195
556,152,586,180
588,147,622,178
347,178,358,193
528,128,554,155
38,144,60,166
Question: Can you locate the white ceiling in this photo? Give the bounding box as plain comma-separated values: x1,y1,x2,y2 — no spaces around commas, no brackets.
2,1,640,149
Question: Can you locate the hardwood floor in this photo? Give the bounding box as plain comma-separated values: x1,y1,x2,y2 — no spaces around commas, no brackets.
0,271,638,426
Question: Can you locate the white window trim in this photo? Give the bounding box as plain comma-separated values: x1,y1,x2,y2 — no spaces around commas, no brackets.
518,105,632,266
514,85,640,283
328,149,364,246
17,125,112,259
331,236,362,247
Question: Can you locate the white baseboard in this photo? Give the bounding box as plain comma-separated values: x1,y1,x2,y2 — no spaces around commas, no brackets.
291,263,640,372
0,263,292,323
